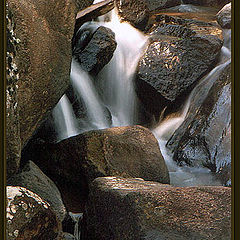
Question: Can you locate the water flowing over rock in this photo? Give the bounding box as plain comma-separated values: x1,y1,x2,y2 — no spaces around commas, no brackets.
167,62,231,186
182,0,231,9
21,126,169,211
6,5,21,177
7,186,62,240
7,161,67,222
136,14,223,116
6,0,92,149
81,177,231,240
73,26,117,75
217,3,231,29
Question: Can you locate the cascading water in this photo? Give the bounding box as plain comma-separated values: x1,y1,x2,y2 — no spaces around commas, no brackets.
52,2,230,187
52,94,79,140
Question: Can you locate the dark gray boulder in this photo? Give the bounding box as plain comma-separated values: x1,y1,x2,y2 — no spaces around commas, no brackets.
136,15,223,116
182,0,231,9
217,3,231,29
73,26,117,75
81,177,231,240
167,62,231,186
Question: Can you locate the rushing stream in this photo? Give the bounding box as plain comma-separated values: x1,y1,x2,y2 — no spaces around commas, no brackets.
49,3,231,239
52,4,231,188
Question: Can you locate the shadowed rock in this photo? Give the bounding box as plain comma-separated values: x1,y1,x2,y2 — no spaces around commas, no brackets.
81,177,231,240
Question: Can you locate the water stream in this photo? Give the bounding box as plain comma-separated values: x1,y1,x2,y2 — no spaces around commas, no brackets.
52,4,230,187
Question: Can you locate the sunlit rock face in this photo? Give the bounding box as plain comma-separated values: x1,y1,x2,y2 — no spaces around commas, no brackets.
115,0,181,31
81,177,231,240
136,14,223,116
7,161,67,222
217,3,231,29
6,186,61,240
167,62,231,186
6,0,92,149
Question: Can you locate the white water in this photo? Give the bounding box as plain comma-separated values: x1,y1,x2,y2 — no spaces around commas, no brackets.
52,95,79,140
70,59,110,130
96,9,148,126
69,212,83,240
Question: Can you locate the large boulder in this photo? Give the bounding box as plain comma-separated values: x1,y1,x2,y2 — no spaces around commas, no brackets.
7,186,62,239
217,3,231,29
115,0,181,30
7,161,67,222
6,0,92,149
73,26,117,75
81,177,231,240
136,15,223,116
6,5,21,177
167,62,231,186
22,126,170,210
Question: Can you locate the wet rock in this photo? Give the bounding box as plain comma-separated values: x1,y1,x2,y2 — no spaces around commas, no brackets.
62,213,76,235
81,177,231,240
7,161,67,222
182,0,231,9
73,26,117,75
74,0,114,32
6,186,61,240
6,5,21,178
115,0,181,31
167,62,231,186
6,0,92,148
22,126,169,210
136,15,223,116
217,3,231,29
115,0,150,31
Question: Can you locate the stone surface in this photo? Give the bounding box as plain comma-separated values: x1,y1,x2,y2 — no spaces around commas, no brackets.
115,0,150,30
22,126,169,211
146,0,181,11
6,186,61,240
6,5,21,178
7,161,67,222
61,232,76,240
182,0,231,9
217,3,231,29
81,177,231,240
74,0,114,31
73,26,117,75
167,62,231,186
6,0,92,148
136,14,223,116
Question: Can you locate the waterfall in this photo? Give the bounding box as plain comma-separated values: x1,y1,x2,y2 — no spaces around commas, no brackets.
52,94,79,141
95,9,148,126
70,59,110,130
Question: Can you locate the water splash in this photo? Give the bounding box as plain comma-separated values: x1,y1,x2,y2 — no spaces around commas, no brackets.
52,95,79,141
69,212,83,240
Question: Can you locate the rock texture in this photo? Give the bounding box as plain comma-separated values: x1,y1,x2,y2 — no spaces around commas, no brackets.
73,26,117,75
136,14,223,116
182,0,231,9
81,177,231,240
115,0,181,30
22,126,169,187
6,5,21,177
6,0,92,149
217,3,231,29
167,62,231,186
7,186,61,240
7,161,67,222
